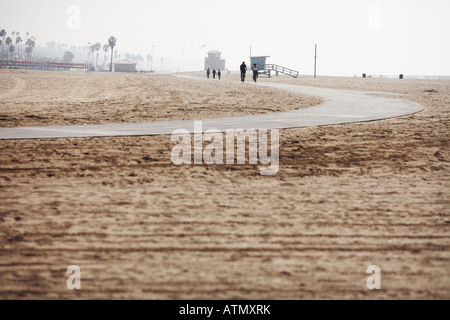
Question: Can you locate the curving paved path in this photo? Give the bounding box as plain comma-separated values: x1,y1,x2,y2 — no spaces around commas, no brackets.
0,76,425,140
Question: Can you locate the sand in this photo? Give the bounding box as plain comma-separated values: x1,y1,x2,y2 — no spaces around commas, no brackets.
0,69,449,300
0,70,322,127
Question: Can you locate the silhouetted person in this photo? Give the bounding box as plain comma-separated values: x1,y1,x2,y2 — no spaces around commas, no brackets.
217,69,221,80
206,68,211,79
240,62,247,82
252,63,259,83
212,69,216,79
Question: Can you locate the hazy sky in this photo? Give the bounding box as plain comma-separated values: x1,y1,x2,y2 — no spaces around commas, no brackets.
1,0,449,75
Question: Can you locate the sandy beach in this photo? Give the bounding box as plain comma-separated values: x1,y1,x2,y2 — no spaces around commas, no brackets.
0,69,449,300
0,70,322,127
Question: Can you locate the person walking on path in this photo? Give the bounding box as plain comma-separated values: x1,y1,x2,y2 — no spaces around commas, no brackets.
252,63,259,83
240,62,247,82
212,69,216,79
217,69,221,80
206,68,211,79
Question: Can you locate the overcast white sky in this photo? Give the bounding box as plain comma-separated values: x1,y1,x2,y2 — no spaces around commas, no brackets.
1,0,449,75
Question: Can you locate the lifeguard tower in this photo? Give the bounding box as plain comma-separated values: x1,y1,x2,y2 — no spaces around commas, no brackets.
205,50,226,71
250,55,299,78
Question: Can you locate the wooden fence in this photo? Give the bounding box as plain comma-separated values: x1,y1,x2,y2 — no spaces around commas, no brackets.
0,60,88,71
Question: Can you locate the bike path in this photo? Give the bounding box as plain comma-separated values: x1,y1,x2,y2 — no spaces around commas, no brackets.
0,76,425,140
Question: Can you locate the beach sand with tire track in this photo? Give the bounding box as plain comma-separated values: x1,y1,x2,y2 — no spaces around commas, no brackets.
0,70,449,299
0,70,322,128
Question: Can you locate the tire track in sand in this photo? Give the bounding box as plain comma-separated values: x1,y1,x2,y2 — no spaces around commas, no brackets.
0,77,26,99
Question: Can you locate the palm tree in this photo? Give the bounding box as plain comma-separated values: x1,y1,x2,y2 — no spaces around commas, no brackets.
15,36,22,60
9,45,15,60
25,32,29,59
5,37,12,60
0,29,6,60
25,38,35,60
10,31,16,59
93,42,101,69
102,44,109,68
25,46,33,60
108,36,117,72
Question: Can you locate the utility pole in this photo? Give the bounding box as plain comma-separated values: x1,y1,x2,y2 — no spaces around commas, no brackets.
314,44,317,78
151,45,154,72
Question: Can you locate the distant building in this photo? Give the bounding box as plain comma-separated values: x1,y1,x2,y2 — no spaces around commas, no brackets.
114,59,136,73
204,50,225,71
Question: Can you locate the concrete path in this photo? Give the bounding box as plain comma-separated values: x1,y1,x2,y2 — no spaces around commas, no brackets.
0,76,425,140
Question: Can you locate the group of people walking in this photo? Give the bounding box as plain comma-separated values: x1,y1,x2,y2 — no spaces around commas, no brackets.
206,62,259,83
206,68,222,80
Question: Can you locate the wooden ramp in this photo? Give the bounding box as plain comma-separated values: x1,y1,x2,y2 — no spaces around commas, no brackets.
261,64,299,78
